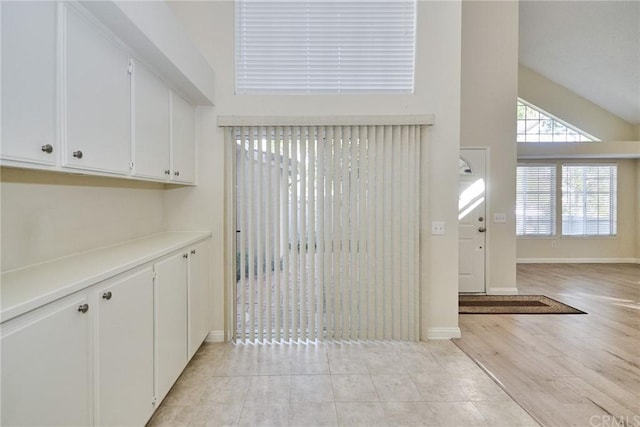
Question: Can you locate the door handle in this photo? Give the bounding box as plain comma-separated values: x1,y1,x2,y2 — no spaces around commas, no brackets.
478,227,486,232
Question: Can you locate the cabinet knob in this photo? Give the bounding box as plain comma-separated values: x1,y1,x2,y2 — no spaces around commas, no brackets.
41,144,53,154
478,227,486,233
165,169,171,175
191,249,196,255
174,171,180,176
77,303,89,313
183,253,188,259
73,150,83,159
102,291,113,300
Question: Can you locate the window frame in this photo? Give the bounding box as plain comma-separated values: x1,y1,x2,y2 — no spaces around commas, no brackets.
516,163,557,237
560,163,618,237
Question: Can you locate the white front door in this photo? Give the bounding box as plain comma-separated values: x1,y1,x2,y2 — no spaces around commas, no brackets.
458,149,487,293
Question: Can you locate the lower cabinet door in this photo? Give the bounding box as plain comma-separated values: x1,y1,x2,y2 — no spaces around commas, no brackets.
154,252,188,403
1,293,92,426
188,240,210,359
95,267,154,426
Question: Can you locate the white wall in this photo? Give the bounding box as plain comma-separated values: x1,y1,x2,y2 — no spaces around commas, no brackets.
1,168,165,271
461,1,519,293
165,0,463,340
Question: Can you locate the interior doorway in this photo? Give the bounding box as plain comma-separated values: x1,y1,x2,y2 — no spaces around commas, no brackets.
458,149,487,293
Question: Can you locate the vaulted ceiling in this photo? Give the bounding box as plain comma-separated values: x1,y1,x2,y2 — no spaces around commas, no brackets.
519,1,640,125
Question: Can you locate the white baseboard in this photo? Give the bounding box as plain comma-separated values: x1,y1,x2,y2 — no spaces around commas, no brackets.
205,331,226,343
517,257,640,264
487,287,519,295
426,327,461,340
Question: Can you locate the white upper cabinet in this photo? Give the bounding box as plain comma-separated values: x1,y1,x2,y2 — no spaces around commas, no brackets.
1,1,57,165
63,4,131,175
133,61,171,181
170,91,196,184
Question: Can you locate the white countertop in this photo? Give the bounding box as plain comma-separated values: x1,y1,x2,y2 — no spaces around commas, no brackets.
1,231,211,323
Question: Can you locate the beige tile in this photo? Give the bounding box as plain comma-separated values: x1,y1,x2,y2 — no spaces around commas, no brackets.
291,375,334,402
382,402,439,427
365,352,407,374
434,354,483,374
370,374,421,402
245,375,291,404
200,376,251,404
427,401,489,427
188,402,244,427
335,402,389,427
238,403,289,427
289,402,339,426
329,352,370,374
332,374,379,402
472,401,539,427
411,373,469,402
397,351,441,373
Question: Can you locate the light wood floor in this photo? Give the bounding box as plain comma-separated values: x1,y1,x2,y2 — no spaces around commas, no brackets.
455,263,640,427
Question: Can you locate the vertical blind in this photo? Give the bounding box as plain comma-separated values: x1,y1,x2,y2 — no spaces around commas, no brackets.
516,165,556,236
231,124,421,342
234,1,416,94
562,164,617,236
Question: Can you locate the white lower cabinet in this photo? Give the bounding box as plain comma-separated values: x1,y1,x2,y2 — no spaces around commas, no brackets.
154,252,189,402
1,293,93,427
95,267,154,426
188,240,211,359
0,235,211,426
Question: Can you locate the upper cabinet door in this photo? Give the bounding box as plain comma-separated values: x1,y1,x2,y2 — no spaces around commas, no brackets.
63,4,131,175
133,61,170,181
1,1,57,165
170,91,196,184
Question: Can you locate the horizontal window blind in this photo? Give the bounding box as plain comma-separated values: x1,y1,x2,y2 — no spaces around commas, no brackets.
235,1,416,94
231,124,422,342
562,165,617,236
516,165,556,236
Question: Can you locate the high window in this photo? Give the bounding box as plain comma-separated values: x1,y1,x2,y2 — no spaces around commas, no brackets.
235,1,416,94
517,99,599,143
516,165,556,236
562,165,617,236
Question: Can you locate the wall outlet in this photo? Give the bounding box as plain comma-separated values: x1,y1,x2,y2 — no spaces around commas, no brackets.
431,221,445,235
551,240,557,248
493,213,507,223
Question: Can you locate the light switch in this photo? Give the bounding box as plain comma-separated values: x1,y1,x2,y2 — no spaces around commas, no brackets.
493,213,507,223
431,221,445,235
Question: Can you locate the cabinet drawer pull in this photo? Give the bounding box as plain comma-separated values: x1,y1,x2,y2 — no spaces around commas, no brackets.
183,253,188,259
102,291,112,300
174,171,180,176
77,304,89,313
73,150,83,159
191,249,196,255
41,144,53,154
164,169,171,175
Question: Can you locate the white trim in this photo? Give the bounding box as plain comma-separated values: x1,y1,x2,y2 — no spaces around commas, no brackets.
426,327,461,340
217,115,435,127
517,257,639,264
205,331,226,343
487,287,519,295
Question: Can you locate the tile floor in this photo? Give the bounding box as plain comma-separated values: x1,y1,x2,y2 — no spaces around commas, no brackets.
147,340,539,426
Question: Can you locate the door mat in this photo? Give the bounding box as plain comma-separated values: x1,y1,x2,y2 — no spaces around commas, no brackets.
459,295,586,314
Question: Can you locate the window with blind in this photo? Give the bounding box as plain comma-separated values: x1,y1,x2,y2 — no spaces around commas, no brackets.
516,165,556,236
234,1,416,94
562,165,617,236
